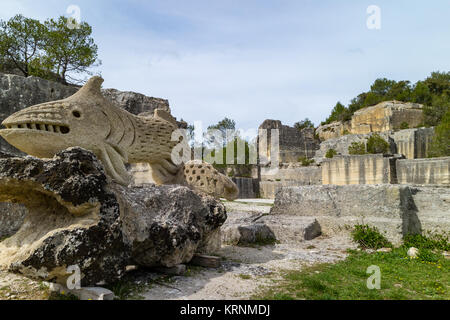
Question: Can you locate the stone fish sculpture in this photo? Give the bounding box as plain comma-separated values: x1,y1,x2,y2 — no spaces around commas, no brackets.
0,76,239,200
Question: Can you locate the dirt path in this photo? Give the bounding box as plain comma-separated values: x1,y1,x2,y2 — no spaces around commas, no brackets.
140,235,356,300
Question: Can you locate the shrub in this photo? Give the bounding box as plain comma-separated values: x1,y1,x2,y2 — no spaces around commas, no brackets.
298,157,315,166
366,134,390,154
351,224,392,249
325,149,337,159
400,122,410,130
403,231,449,251
427,109,450,157
348,142,366,155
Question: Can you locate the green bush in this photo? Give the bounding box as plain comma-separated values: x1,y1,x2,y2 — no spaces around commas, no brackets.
428,110,450,157
400,122,410,130
298,157,315,166
403,232,449,251
348,142,366,155
351,224,392,249
366,134,390,154
325,149,337,159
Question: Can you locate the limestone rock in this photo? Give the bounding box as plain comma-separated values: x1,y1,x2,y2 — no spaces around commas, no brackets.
222,212,321,245
351,101,423,135
270,184,450,243
407,247,419,258
316,101,425,141
0,147,226,286
102,88,170,115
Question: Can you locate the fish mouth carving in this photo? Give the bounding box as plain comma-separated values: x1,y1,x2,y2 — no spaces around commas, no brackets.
1,121,70,135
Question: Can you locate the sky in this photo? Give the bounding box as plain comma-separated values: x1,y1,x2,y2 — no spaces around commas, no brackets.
1,0,450,130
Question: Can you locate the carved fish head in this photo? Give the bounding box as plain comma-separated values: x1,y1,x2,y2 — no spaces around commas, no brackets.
0,77,112,158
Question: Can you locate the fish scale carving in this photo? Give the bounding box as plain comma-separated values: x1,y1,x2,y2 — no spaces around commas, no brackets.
0,76,239,200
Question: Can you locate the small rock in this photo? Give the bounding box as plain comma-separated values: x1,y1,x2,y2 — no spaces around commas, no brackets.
377,248,392,253
407,247,419,258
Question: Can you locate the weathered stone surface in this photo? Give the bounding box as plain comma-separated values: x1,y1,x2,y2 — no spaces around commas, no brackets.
102,88,170,115
316,121,352,141
397,157,450,185
259,120,319,163
351,101,424,135
391,127,434,159
316,101,425,141
314,132,395,161
0,203,27,239
321,154,401,185
259,165,322,199
232,177,260,199
270,185,450,243
222,212,321,244
0,148,227,286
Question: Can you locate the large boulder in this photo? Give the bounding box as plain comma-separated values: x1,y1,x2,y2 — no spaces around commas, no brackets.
270,185,450,243
0,148,226,286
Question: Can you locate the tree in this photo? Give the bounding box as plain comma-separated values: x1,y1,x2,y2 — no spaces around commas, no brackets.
43,17,100,84
325,149,337,158
366,134,390,154
348,142,367,155
428,110,450,157
0,14,46,77
322,102,351,125
294,118,314,131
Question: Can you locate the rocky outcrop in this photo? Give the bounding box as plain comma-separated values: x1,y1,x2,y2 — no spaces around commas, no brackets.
315,128,434,161
316,101,425,141
0,73,171,155
270,185,450,243
259,120,320,163
102,88,170,115
316,121,351,141
0,148,226,286
351,101,423,134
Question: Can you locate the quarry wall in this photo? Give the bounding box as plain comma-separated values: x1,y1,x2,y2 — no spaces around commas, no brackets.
397,157,450,185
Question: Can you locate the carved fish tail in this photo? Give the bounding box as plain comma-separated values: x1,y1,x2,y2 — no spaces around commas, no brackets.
174,160,239,201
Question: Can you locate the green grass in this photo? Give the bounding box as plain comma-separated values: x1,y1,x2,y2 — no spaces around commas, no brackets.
255,248,449,300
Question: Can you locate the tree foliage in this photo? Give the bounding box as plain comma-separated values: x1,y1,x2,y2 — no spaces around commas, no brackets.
294,118,314,131
0,15,46,77
0,14,100,84
348,142,367,155
366,134,390,154
322,72,450,129
428,110,450,158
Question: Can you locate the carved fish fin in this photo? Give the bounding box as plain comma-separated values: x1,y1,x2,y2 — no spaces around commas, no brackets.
74,76,104,98
154,109,177,125
99,143,131,186
148,162,176,185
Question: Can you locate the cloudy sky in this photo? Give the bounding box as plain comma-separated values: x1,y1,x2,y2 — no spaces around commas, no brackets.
1,0,450,130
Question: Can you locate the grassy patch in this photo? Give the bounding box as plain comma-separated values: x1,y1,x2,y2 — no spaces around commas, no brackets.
255,248,449,300
238,274,252,280
106,278,149,300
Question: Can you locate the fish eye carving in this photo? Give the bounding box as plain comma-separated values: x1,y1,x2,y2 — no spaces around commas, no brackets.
72,111,81,118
